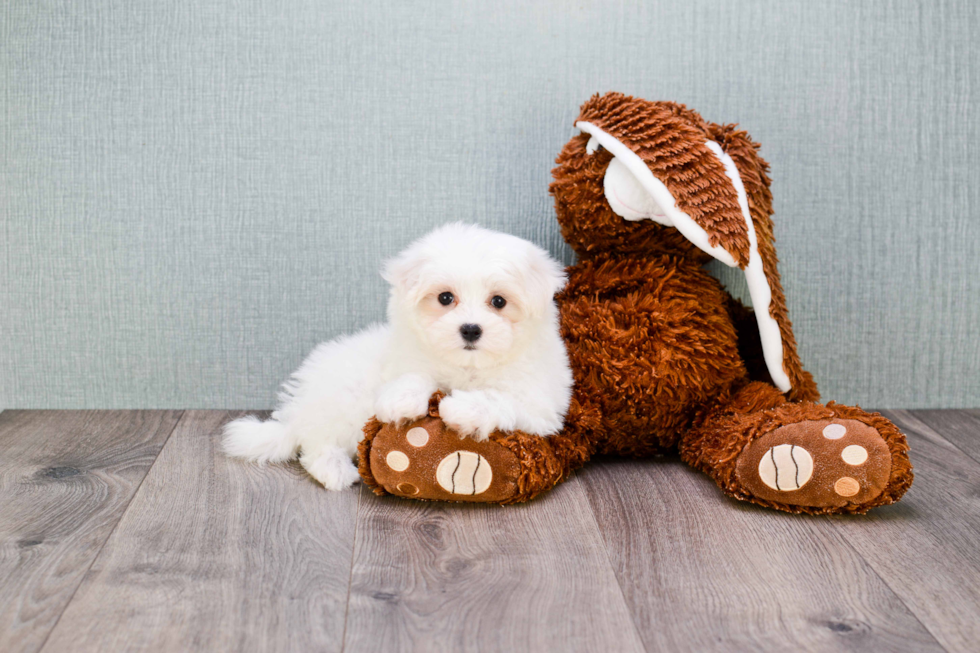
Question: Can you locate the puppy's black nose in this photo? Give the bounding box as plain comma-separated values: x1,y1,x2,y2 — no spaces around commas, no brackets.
460,323,482,343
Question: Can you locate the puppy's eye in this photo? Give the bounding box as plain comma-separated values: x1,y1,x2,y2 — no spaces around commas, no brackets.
438,291,455,306
490,295,507,309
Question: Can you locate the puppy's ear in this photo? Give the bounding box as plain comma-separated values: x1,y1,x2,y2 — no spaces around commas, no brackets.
381,247,429,302
522,245,566,311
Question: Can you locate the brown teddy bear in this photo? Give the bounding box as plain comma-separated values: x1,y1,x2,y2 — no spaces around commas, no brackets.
358,92,913,514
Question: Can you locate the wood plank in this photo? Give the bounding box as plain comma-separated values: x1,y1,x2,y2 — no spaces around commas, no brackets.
0,410,182,653
344,476,645,653
912,409,980,466
40,411,360,653
823,410,980,652
580,455,944,652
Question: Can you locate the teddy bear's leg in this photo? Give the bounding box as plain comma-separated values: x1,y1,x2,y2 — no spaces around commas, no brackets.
679,381,913,514
357,393,600,504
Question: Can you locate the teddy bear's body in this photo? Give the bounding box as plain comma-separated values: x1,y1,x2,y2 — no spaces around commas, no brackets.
560,252,745,456
360,93,912,515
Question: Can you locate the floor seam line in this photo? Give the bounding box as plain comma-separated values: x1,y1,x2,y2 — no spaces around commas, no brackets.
830,519,949,652
907,409,980,467
579,474,649,653
848,409,974,652
339,484,363,653
34,409,185,653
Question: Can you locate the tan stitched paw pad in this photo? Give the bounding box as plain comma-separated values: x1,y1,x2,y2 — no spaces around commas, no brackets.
736,419,892,508
367,416,520,503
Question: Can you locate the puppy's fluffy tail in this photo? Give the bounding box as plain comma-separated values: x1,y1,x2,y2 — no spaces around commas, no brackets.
222,415,299,464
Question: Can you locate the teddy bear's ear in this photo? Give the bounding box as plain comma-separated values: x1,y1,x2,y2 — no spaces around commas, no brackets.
573,94,817,399
707,125,819,402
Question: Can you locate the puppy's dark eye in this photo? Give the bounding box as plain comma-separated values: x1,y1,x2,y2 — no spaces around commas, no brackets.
438,291,455,306
490,295,507,309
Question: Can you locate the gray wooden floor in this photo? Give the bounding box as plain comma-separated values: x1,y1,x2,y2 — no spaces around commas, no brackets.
1,410,978,652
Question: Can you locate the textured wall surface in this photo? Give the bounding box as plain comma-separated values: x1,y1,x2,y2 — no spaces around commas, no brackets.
2,0,978,409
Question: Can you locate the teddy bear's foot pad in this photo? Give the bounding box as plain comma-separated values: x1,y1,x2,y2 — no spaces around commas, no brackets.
735,419,892,508
367,417,522,502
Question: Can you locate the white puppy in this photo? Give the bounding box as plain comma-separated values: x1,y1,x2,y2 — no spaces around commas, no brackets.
222,223,573,490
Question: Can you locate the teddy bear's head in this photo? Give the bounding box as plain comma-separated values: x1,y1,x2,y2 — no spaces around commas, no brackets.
551,92,815,397
550,92,753,266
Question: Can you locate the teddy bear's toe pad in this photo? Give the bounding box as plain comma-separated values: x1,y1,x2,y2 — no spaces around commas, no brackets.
736,419,891,508
368,416,521,502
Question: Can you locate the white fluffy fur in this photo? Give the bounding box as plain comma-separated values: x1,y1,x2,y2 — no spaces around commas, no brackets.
222,223,573,491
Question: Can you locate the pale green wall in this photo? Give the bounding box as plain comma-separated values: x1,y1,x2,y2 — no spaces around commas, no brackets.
2,0,977,409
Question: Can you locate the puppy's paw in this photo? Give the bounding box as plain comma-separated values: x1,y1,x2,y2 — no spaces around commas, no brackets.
439,392,496,441
301,446,361,491
375,374,436,424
